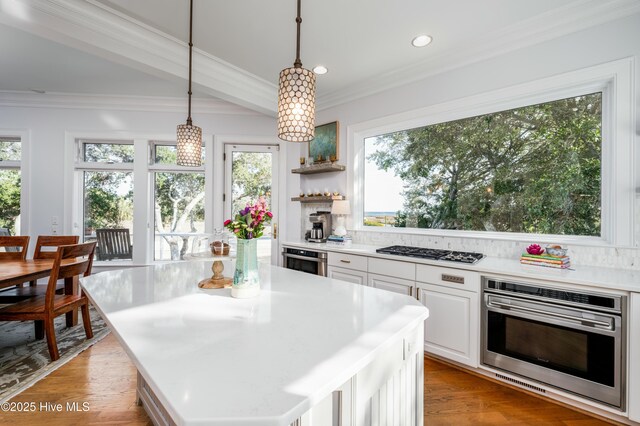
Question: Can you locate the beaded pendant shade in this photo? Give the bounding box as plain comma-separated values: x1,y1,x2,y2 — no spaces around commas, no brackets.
176,0,202,167
277,0,316,142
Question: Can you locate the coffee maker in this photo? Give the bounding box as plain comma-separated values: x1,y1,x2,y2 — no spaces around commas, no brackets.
307,211,332,243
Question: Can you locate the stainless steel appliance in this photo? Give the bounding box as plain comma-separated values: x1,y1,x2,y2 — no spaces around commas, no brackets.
376,245,484,264
482,278,626,409
282,247,327,276
307,211,332,243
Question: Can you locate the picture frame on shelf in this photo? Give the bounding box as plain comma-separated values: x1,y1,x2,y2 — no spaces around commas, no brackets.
309,121,339,163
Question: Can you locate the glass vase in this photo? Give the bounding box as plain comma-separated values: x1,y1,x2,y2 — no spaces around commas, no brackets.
231,238,259,298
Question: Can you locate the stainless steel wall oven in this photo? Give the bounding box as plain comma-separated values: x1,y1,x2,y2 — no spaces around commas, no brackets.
482,278,626,409
282,247,327,277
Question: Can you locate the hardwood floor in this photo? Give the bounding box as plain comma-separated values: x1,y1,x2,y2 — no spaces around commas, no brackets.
424,357,611,425
2,335,610,425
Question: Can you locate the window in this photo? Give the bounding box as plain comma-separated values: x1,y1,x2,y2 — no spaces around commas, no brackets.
363,93,602,236
150,141,206,261
0,137,21,235
76,141,134,261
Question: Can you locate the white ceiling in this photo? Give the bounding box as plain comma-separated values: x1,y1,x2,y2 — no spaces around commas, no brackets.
1,0,639,114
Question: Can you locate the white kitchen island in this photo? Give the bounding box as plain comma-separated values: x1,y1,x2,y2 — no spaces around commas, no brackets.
80,260,428,426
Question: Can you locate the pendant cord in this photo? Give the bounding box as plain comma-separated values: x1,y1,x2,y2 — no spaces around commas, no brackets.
187,0,194,125
294,0,302,68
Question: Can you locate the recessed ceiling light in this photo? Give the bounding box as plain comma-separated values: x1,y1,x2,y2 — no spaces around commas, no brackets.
313,65,328,75
411,35,432,48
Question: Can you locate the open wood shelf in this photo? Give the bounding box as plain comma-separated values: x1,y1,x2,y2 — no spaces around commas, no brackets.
291,195,346,203
291,163,346,174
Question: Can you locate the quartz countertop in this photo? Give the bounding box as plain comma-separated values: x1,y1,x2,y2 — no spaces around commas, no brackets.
282,240,640,293
80,261,428,426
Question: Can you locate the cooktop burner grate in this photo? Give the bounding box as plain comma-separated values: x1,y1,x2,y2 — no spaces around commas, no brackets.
375,245,484,264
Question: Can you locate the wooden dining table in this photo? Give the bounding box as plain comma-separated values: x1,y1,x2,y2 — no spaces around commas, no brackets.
0,259,79,326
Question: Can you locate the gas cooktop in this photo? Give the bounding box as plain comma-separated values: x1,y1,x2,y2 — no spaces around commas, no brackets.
376,245,484,264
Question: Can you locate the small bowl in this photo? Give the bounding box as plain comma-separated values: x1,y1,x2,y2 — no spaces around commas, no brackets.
545,246,568,257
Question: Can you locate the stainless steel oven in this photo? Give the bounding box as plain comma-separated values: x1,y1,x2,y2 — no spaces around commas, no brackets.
282,247,327,276
482,278,626,409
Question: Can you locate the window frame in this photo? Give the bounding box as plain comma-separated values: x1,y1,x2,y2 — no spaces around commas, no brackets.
148,140,207,262
66,133,214,266
0,131,30,236
348,58,635,247
74,139,135,264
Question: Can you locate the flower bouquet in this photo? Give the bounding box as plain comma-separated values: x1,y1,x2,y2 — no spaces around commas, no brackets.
223,197,273,298
223,196,273,240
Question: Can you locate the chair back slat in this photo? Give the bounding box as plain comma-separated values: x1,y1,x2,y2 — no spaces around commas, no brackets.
0,236,30,260
34,235,79,259
96,228,132,260
45,242,96,307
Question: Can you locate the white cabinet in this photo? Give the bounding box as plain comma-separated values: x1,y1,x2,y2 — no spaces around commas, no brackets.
416,266,480,368
328,252,368,285
368,273,414,296
328,266,368,285
629,293,640,422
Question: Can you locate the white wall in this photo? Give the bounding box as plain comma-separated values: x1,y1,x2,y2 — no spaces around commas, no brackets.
0,100,291,249
291,13,640,269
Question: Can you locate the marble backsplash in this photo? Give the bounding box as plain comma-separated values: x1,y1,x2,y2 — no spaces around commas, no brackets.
299,204,640,270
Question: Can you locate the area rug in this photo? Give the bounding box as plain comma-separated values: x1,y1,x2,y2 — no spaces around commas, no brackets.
0,305,110,402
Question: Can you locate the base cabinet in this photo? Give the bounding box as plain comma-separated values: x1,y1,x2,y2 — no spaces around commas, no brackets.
417,282,479,367
328,266,368,286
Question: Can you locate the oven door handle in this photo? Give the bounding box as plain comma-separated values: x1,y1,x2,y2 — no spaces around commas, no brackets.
488,301,613,329
283,253,326,263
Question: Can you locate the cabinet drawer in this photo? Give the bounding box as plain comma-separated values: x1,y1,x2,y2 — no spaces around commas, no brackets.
368,258,416,281
416,264,480,292
328,252,368,271
368,273,415,297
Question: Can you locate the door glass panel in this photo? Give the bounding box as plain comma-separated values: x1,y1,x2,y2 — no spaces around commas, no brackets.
83,171,134,261
154,172,205,260
230,151,273,262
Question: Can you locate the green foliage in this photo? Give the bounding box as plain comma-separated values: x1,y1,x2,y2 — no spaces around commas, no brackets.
0,170,20,232
368,93,602,236
231,152,272,214
155,172,205,229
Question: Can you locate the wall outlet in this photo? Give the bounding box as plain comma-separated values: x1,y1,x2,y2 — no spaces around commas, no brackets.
51,216,59,225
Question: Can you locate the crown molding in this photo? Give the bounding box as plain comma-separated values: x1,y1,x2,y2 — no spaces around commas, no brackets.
0,0,277,115
0,91,261,115
317,0,640,111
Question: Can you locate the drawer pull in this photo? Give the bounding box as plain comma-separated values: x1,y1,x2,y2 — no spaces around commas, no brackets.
441,274,464,284
340,259,351,264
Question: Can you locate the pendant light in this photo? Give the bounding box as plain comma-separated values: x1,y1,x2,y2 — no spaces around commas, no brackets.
277,0,316,142
176,0,202,167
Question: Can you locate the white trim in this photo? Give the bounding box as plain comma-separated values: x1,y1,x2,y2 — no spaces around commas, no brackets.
0,91,260,115
0,129,30,237
348,58,636,247
0,0,276,115
318,0,640,110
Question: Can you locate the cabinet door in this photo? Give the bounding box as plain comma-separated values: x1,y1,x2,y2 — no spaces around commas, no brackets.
368,273,415,297
417,282,479,367
328,266,367,286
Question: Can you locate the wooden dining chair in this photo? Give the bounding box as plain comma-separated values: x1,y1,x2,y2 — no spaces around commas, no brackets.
0,236,79,303
0,241,97,361
0,236,30,260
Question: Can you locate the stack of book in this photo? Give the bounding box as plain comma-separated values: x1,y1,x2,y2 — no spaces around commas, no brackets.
326,235,352,246
520,253,571,269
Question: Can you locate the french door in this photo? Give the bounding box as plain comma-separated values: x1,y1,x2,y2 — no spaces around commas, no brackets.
223,144,279,264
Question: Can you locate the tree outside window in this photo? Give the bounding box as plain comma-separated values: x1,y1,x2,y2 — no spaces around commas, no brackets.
0,139,21,234
364,93,602,236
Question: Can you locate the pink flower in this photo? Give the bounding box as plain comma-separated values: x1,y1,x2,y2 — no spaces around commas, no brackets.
223,219,231,226
233,228,240,233
266,211,273,218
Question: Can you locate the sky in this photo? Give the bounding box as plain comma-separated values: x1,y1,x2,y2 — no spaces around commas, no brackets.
364,138,404,213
